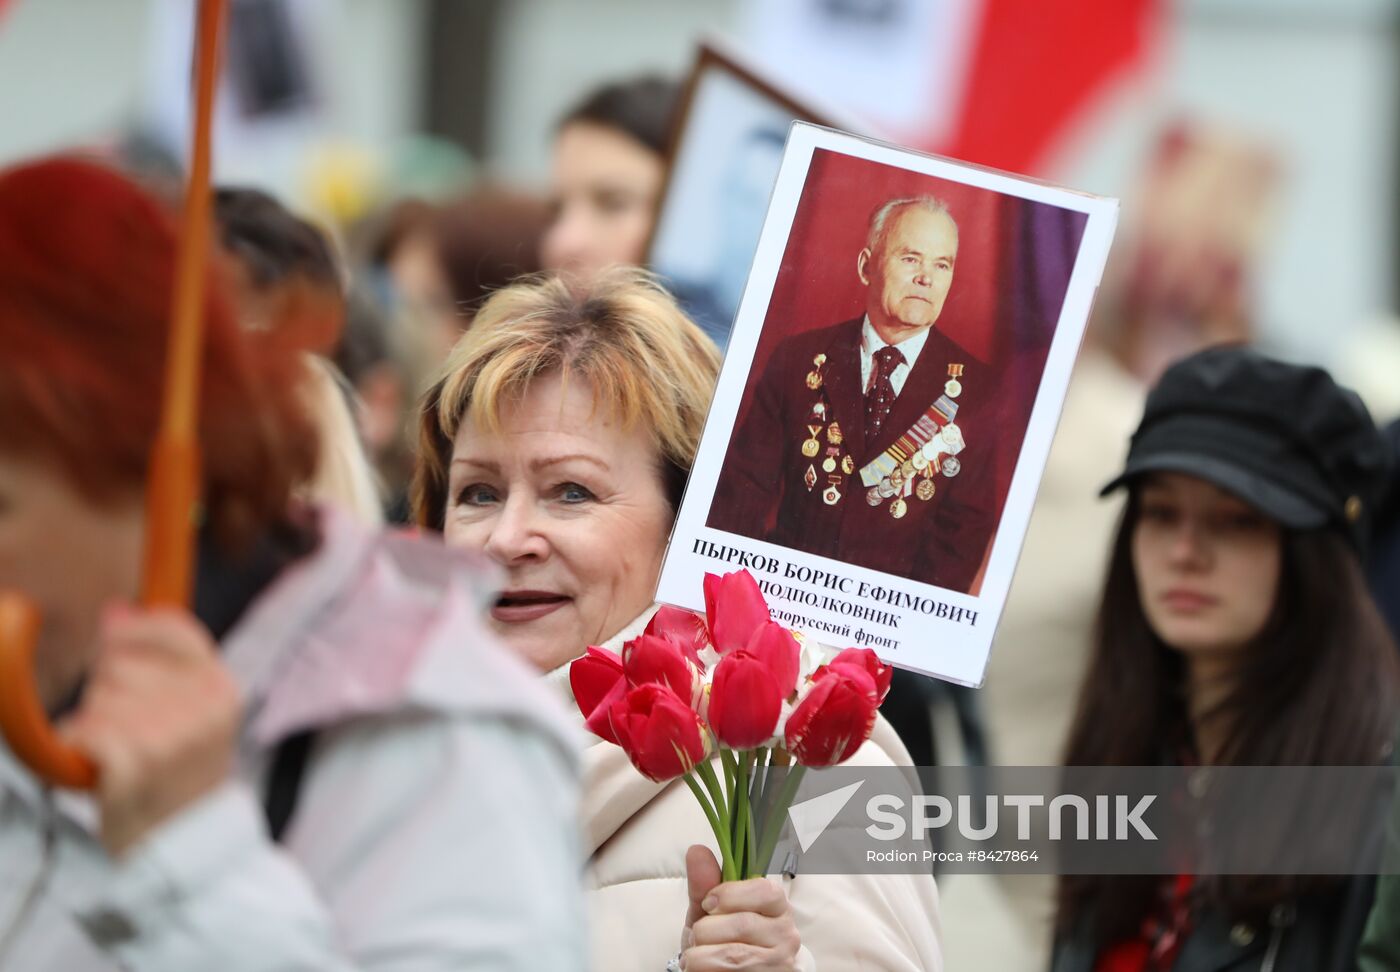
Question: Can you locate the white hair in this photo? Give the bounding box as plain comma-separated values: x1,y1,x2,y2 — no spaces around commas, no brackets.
865,195,958,256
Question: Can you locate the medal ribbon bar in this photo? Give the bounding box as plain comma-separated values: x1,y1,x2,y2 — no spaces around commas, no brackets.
859,395,959,487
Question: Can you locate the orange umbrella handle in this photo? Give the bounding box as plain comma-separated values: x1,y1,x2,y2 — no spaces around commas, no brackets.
0,0,228,789
0,594,97,789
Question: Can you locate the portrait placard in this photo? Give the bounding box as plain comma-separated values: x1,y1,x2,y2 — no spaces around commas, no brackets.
656,123,1119,686
646,42,862,350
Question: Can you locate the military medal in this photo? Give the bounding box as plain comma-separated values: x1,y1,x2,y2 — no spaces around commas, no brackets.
945,363,964,399
804,465,818,491
822,456,837,474
841,455,854,475
852,366,970,513
802,425,822,458
827,422,843,446
806,353,828,391
822,472,843,506
859,395,956,487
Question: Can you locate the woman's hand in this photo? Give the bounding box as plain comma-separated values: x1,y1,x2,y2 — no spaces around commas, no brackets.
59,604,241,857
680,845,802,971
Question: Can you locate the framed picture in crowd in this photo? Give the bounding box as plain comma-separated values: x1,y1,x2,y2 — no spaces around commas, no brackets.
657,123,1119,685
646,42,858,350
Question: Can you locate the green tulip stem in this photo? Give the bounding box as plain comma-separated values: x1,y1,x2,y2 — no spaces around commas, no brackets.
736,749,757,878
720,748,737,802
684,771,736,882
696,758,728,821
694,759,737,881
720,748,736,853
756,763,808,877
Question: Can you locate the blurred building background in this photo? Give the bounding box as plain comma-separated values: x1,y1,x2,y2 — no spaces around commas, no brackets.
2,0,1395,389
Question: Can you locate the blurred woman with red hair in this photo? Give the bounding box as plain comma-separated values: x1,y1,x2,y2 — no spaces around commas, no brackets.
0,156,585,970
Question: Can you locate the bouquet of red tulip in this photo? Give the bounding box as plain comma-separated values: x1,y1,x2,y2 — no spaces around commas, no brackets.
569,569,893,881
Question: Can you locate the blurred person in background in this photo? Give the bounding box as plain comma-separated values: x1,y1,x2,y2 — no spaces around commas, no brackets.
1368,418,1400,643
540,75,679,281
1050,346,1397,972
214,185,384,526
0,157,585,970
363,197,461,358
942,122,1281,971
433,182,552,332
347,185,552,521
414,268,943,972
331,286,421,522
1093,122,1278,387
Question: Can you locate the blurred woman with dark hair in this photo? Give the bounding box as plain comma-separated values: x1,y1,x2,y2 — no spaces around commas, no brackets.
1051,346,1399,972
0,157,584,970
541,74,679,280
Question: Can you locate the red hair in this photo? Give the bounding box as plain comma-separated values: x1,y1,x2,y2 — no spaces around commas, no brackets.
0,157,321,549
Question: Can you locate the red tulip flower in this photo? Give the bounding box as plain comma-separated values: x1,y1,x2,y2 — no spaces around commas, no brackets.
570,645,627,744
608,683,710,782
703,569,771,654
784,664,880,767
622,634,700,705
826,647,893,703
644,605,709,665
743,621,801,698
708,651,782,749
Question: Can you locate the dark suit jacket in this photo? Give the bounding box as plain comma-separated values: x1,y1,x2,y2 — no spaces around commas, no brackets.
710,317,1003,594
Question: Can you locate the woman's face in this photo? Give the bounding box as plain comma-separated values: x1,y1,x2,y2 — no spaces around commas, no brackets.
1132,472,1282,659
443,372,674,671
540,122,662,280
0,450,144,707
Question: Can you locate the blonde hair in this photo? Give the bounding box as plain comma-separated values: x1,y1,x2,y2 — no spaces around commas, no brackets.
412,268,720,528
297,354,385,526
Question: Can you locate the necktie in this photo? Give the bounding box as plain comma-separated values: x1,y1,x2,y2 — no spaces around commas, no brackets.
865,345,905,440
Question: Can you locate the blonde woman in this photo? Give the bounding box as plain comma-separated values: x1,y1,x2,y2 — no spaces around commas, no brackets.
414,269,943,972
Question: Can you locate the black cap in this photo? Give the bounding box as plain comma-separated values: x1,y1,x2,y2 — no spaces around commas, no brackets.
1101,345,1395,549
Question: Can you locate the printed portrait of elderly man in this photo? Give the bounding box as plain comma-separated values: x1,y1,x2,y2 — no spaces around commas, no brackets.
710,193,1016,594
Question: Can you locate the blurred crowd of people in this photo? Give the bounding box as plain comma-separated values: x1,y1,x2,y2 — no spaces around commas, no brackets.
3,49,1400,972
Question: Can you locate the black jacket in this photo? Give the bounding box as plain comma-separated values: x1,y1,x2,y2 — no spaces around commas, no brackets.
1050,874,1378,972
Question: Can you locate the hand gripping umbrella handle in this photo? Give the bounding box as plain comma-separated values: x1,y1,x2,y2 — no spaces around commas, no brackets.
0,0,228,789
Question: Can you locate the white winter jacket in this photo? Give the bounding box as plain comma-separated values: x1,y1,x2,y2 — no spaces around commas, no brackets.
0,509,587,971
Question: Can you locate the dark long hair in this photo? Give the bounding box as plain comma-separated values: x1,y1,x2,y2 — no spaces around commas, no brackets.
1057,490,1400,941
556,75,680,156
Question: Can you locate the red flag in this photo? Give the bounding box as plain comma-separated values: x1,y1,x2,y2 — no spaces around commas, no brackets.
939,0,1163,174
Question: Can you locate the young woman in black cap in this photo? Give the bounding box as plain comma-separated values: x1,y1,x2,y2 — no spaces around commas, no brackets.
1050,344,1399,972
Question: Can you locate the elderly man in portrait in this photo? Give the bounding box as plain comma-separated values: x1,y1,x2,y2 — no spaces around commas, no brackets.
710,195,1003,595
